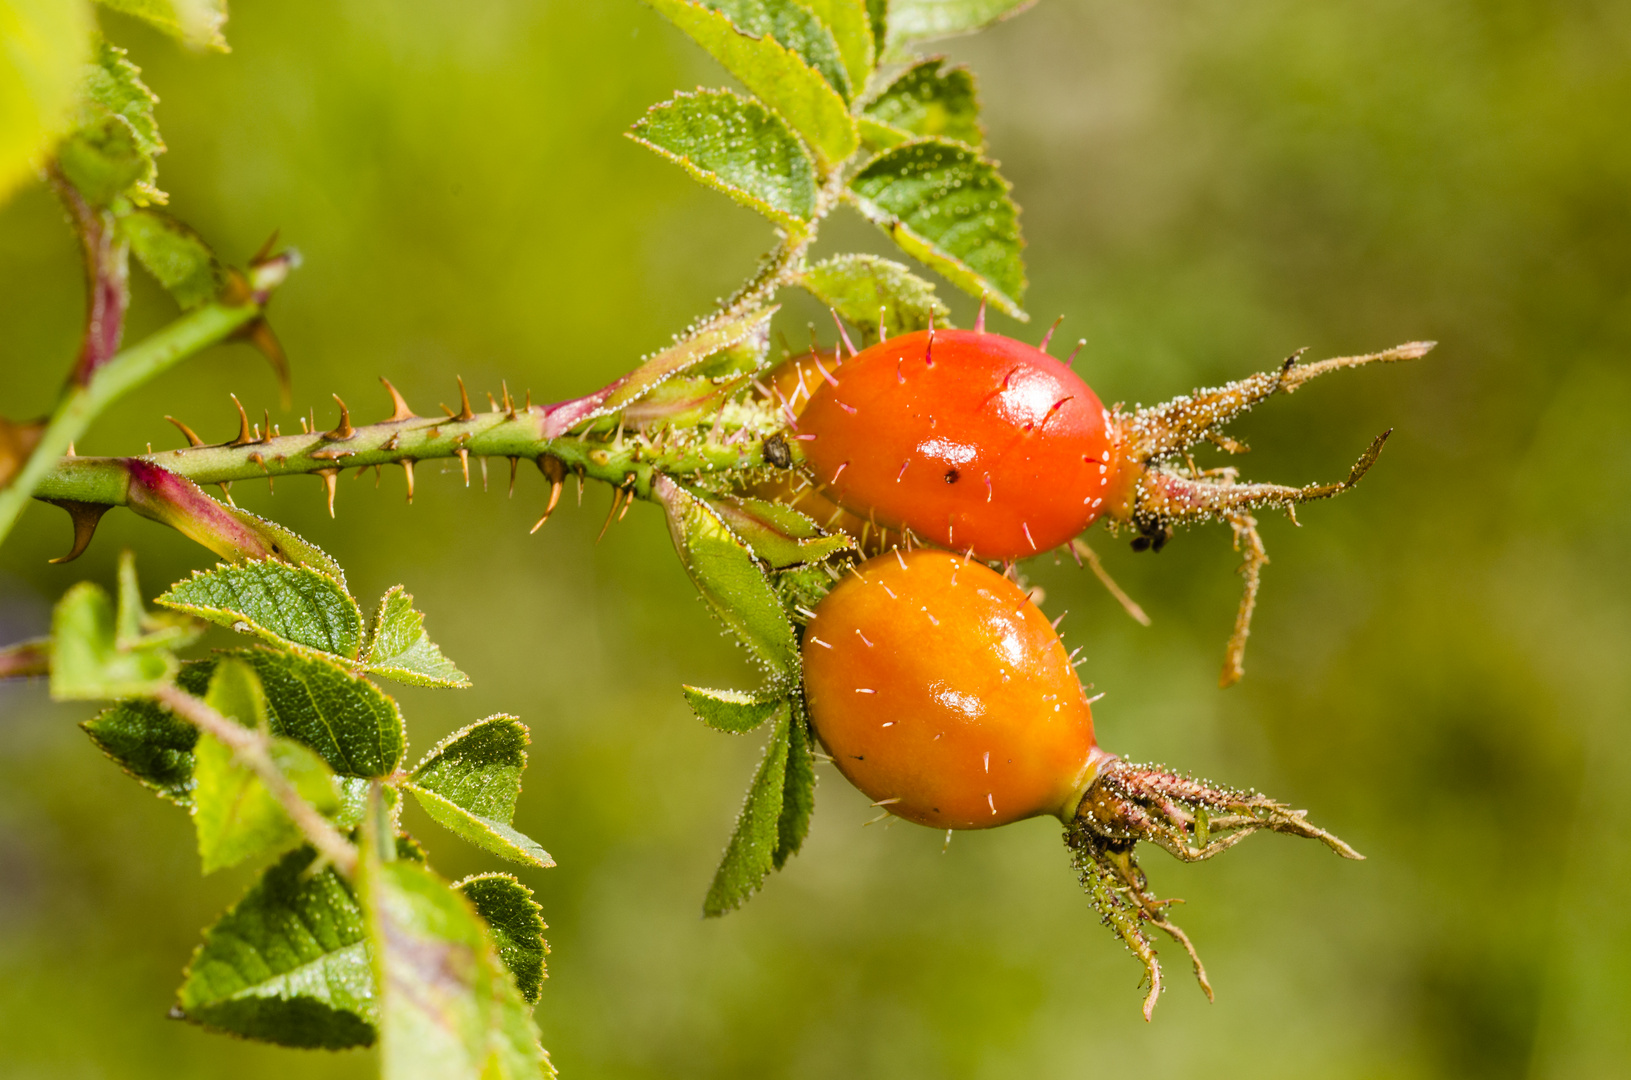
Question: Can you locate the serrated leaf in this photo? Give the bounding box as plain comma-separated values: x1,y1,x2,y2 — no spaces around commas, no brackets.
704,712,790,916
122,208,219,307
797,0,874,91
798,253,951,344
645,0,857,171
707,493,853,568
49,580,176,700
882,0,1034,57
653,475,800,683
159,560,363,659
457,874,548,1005
95,0,228,51
848,138,1026,317
216,649,406,778
0,0,93,202
362,857,555,1080
703,0,851,99
864,58,982,149
630,88,818,227
364,585,469,688
193,659,341,874
682,685,785,733
83,694,200,804
57,38,166,205
775,702,816,868
178,845,376,1049
407,716,553,869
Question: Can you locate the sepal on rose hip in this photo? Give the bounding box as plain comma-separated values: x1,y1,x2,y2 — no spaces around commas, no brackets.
1062,754,1362,1020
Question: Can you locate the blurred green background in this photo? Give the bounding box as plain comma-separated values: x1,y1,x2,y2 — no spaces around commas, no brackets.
3,1,1629,1077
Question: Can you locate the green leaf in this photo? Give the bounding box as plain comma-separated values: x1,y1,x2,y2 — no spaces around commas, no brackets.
798,252,951,344
83,694,199,804
457,874,548,1005
881,0,1034,57
219,649,406,778
122,208,220,308
193,659,341,874
681,685,785,733
706,493,853,567
0,0,93,202
797,0,874,92
599,305,774,416
630,88,818,227
865,0,886,51
363,858,555,1080
644,0,857,172
847,138,1027,317
95,0,228,51
775,702,816,868
56,38,166,205
702,0,851,100
364,585,470,688
49,580,175,700
652,475,801,683
178,845,375,1049
158,560,364,659
863,57,982,149
407,716,553,869
704,712,790,916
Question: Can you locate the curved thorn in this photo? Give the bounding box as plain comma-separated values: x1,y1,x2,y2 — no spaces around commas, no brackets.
327,394,354,440
455,376,475,421
401,459,415,502
228,394,254,446
316,468,339,517
380,377,416,422
456,446,470,487
45,500,111,563
165,416,205,448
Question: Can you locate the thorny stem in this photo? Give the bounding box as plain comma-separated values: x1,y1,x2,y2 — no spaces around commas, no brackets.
1066,755,1361,1018
153,682,358,877
0,255,295,550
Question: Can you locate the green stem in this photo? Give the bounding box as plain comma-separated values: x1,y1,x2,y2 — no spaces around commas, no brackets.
0,268,288,547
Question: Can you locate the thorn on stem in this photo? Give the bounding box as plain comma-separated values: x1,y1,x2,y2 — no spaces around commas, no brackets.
229,394,254,446
456,446,470,487
317,468,339,517
401,459,415,502
165,416,205,447
327,395,354,440
455,376,475,421
380,377,416,422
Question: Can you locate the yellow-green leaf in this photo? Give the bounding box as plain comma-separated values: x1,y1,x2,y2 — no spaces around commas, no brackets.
0,0,93,203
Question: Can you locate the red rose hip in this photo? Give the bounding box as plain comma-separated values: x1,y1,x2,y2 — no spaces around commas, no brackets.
799,329,1118,559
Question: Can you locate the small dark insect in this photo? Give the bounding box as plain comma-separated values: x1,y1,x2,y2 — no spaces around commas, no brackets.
944,469,959,484
762,433,791,468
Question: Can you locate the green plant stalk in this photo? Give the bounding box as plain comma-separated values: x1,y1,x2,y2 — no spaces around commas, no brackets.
154,681,359,877
0,257,292,547
32,402,795,511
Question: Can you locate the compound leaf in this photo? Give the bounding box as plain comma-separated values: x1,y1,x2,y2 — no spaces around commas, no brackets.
881,0,1033,57
797,0,874,91
95,0,229,51
653,475,800,684
704,712,790,916
122,207,220,308
644,0,857,171
407,716,553,869
863,57,982,149
363,857,555,1080
798,253,950,344
50,580,175,700
365,585,469,689
0,0,93,202
217,649,406,778
775,702,816,867
193,659,341,874
177,845,376,1049
457,873,548,1005
848,138,1026,317
682,685,785,733
629,88,818,227
158,560,364,660
82,672,205,804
